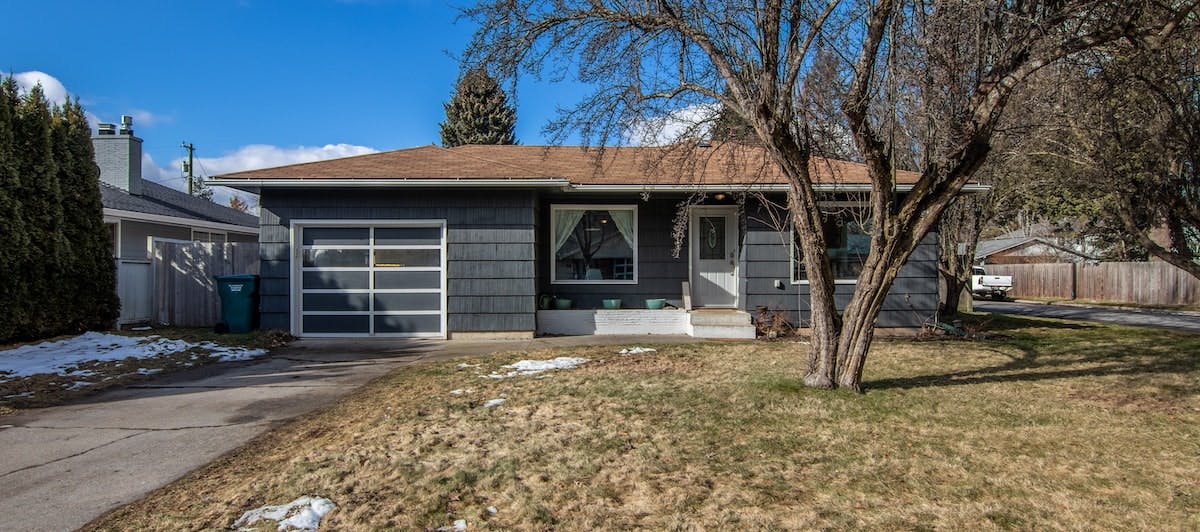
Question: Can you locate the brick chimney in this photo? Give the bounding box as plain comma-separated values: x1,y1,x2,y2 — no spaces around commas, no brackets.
92,115,143,195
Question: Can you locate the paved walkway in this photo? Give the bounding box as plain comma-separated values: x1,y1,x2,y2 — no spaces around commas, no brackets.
975,300,1200,334
0,335,697,532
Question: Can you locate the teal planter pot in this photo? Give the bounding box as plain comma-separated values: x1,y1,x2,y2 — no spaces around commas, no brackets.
602,299,622,309
554,298,573,310
645,298,666,310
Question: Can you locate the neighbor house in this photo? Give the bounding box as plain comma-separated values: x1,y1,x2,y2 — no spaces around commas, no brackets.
209,145,965,339
94,116,259,325
976,224,1098,265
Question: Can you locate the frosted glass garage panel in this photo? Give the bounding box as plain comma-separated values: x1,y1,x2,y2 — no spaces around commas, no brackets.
373,249,440,268
302,227,369,246
374,292,441,312
374,314,442,334
375,271,441,290
303,249,369,268
303,271,369,290
303,315,369,334
374,227,442,246
303,292,369,312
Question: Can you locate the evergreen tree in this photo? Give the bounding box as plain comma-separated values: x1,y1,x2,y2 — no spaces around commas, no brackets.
439,68,517,146
0,77,29,340
53,99,119,331
13,85,62,338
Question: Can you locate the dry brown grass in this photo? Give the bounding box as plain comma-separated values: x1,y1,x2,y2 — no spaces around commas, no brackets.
87,315,1200,530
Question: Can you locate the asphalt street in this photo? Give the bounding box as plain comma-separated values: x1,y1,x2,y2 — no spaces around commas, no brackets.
974,300,1200,334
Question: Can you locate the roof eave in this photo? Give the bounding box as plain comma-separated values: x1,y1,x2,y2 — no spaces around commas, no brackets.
205,177,571,191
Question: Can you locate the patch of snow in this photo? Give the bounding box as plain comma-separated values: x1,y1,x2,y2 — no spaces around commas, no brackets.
136,368,163,375
437,519,468,531
232,496,336,531
487,506,498,514
456,363,480,369
3,392,33,399
619,347,657,355
130,326,153,331
449,389,472,396
483,398,506,408
481,357,590,379
0,332,267,379
68,381,93,390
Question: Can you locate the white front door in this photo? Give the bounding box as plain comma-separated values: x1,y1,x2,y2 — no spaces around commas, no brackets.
690,206,739,308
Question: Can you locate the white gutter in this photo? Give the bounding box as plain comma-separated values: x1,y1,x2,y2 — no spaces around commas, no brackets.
103,208,259,234
568,183,993,193
205,177,571,191
206,177,990,194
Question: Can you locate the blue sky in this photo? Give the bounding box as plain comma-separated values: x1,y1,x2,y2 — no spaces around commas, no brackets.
1,0,591,196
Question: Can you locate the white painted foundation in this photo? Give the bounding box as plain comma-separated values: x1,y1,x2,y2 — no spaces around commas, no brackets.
536,309,690,336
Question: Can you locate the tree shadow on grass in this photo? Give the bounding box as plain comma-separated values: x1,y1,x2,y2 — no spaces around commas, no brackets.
956,312,1096,332
869,319,1200,393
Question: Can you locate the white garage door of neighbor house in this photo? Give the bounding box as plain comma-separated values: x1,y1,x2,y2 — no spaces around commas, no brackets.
295,222,446,337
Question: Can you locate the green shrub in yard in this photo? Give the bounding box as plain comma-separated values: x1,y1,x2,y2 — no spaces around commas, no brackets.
0,77,118,343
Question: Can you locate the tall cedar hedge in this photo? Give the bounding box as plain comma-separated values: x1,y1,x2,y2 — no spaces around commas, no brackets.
0,78,119,343
439,68,518,147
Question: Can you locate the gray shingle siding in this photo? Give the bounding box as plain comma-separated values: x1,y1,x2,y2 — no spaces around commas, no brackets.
257,189,536,333
741,213,939,329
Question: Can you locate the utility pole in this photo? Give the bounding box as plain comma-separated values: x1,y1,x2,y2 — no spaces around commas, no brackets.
181,142,195,195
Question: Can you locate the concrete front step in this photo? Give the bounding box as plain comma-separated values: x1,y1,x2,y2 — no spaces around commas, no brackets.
688,310,756,339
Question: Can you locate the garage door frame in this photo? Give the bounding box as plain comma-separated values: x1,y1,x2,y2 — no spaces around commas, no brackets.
290,219,448,338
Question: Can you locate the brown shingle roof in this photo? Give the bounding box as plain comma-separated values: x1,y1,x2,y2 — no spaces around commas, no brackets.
217,144,919,185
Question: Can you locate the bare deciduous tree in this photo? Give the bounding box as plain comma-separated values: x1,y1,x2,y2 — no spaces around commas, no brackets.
462,0,1193,391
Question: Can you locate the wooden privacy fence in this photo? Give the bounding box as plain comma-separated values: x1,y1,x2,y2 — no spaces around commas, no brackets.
987,262,1200,306
153,240,260,327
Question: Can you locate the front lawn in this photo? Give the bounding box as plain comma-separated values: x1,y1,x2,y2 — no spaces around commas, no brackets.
87,315,1200,530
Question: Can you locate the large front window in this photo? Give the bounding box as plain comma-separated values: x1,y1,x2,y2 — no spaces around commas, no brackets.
792,209,871,283
551,205,637,283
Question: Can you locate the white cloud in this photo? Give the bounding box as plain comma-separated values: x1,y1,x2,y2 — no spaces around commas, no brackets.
10,71,162,129
11,71,70,105
142,143,380,213
186,143,379,176
126,109,168,127
624,103,720,146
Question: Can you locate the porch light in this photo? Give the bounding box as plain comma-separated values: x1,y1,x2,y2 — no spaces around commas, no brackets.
713,192,727,201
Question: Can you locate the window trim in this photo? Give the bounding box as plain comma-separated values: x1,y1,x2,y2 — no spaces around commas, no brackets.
549,204,639,285
191,229,228,243
789,203,871,285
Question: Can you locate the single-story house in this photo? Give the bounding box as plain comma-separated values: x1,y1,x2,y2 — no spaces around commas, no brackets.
94,117,259,324
209,145,964,339
976,225,1098,265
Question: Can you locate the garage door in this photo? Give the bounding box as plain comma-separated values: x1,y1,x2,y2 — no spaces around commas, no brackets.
296,222,445,337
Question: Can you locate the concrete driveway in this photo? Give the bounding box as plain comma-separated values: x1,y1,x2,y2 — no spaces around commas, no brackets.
0,334,697,532
975,300,1200,334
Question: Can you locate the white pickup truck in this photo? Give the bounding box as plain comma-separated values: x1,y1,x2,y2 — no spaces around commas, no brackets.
971,266,1013,300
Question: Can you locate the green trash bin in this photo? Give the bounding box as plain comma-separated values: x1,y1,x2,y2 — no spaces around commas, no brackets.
215,274,259,333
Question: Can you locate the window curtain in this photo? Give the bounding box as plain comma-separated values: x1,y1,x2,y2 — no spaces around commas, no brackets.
608,209,636,248
553,209,585,256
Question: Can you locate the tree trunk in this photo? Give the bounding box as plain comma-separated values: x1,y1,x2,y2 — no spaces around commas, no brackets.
786,179,840,389
832,232,914,391
940,275,969,317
